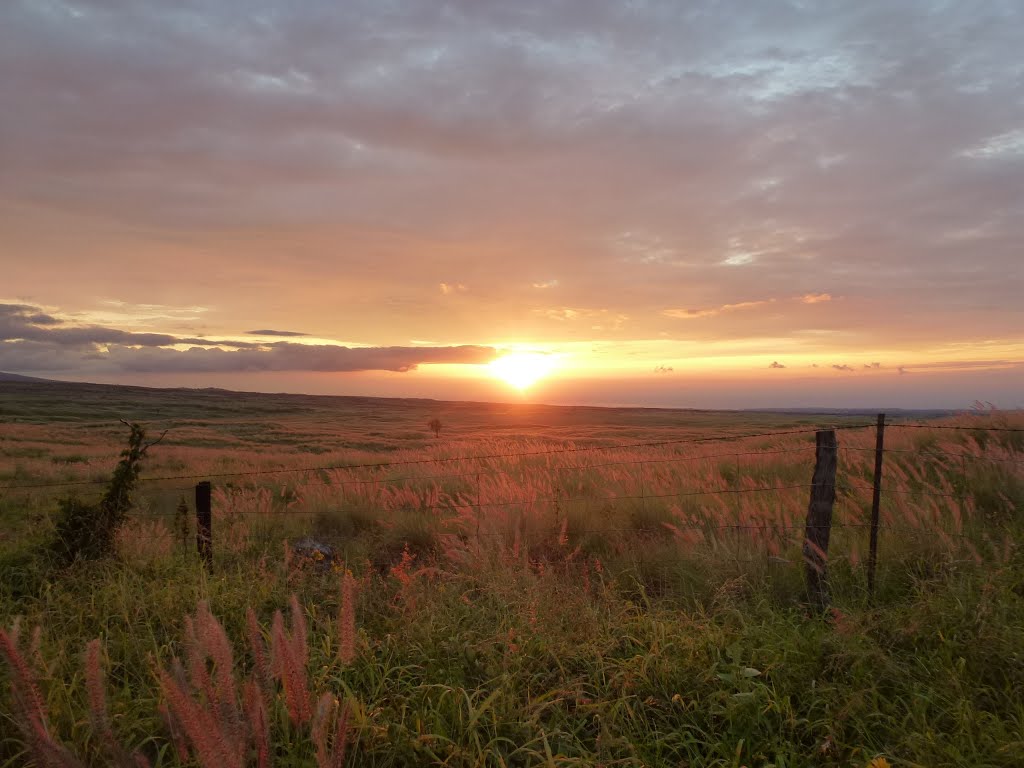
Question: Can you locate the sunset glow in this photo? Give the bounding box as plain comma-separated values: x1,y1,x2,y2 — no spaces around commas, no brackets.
0,1,1020,408
488,353,558,391
4,5,1024,763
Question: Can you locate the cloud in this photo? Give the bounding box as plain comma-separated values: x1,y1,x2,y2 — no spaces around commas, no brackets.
439,283,468,295
961,128,1024,159
898,366,908,375
666,294,831,322
0,303,497,374
0,303,260,349
654,365,673,373
246,329,309,337
663,308,717,320
534,308,628,330
663,300,772,320
832,364,854,372
769,361,786,369
864,362,881,369
101,343,495,374
1,0,1022,380
538,308,580,321
0,304,63,326
896,359,1019,372
0,303,61,327
532,280,559,289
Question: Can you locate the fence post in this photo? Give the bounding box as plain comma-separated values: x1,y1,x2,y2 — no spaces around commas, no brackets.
175,496,190,548
804,429,837,612
196,481,212,573
867,413,886,600
476,472,482,543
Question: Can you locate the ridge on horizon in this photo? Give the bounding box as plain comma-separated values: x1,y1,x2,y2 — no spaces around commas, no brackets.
0,371,964,417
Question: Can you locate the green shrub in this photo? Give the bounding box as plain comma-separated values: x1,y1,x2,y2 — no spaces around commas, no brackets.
49,422,162,566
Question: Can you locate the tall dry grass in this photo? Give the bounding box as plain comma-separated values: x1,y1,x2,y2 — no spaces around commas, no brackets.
1,586,357,767
3,407,1022,765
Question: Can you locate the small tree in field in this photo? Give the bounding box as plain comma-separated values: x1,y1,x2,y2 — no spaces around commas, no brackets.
428,418,443,438
49,420,165,566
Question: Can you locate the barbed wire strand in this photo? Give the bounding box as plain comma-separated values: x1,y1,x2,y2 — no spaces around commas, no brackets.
892,423,1024,434
0,425,858,491
839,445,1022,465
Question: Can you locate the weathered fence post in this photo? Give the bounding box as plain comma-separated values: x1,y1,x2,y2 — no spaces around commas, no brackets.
804,429,837,612
476,472,482,543
173,496,190,549
867,413,886,600
196,481,212,573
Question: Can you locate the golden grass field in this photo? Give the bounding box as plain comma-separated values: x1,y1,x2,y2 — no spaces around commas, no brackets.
1,381,1022,766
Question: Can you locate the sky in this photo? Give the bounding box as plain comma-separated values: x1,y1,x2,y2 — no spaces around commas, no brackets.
1,0,1022,409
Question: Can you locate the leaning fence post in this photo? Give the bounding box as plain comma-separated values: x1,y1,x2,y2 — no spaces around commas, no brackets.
196,481,212,573
804,429,837,612
867,413,886,600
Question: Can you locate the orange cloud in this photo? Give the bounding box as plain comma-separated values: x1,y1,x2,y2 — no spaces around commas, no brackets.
663,300,772,319
439,283,467,295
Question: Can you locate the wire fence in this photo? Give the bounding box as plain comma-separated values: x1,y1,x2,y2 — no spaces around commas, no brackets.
0,425,859,490
5,416,1021,602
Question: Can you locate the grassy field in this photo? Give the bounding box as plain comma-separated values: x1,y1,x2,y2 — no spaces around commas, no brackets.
1,381,1022,767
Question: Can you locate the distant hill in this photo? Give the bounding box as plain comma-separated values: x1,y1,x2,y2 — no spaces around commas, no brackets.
742,406,960,418
0,373,975,431
0,371,53,383
0,373,969,419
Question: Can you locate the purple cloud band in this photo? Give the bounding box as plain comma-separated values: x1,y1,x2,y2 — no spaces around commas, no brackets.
0,303,495,373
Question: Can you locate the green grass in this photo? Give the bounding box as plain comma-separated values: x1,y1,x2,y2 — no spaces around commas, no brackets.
1,382,1022,766
2,542,1022,767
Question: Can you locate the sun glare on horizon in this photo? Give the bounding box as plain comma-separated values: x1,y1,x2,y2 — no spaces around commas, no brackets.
488,352,558,390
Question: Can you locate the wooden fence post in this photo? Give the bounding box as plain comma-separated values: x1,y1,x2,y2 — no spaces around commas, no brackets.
804,429,837,612
196,481,212,573
867,413,886,600
476,472,482,543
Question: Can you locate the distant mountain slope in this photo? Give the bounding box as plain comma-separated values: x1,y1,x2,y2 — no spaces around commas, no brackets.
0,373,975,431
742,406,959,418
0,371,53,383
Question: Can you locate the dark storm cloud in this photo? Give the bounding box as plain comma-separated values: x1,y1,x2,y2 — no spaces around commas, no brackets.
0,303,497,373
0,0,1022,347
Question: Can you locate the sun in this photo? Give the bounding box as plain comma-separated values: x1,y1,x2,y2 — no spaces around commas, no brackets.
488,352,557,390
